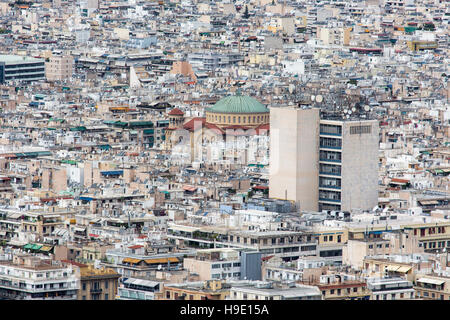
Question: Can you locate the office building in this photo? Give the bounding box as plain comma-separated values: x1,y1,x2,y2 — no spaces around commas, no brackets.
0,55,45,84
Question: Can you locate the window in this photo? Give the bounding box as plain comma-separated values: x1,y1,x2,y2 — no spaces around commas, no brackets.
320,124,342,135
82,283,86,291
82,296,86,300
105,281,108,289
320,137,342,149
105,294,109,300
350,125,371,134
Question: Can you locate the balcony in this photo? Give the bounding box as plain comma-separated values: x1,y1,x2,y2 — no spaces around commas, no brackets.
319,172,341,176
319,158,341,163
319,198,341,203
90,287,103,294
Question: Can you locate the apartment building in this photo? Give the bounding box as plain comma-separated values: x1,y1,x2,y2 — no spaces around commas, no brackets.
116,277,161,300
183,248,261,281
229,281,322,300
167,223,318,262
269,107,379,212
45,54,73,82
414,274,450,300
77,265,121,300
367,277,415,300
303,274,370,300
160,280,230,300
0,254,78,300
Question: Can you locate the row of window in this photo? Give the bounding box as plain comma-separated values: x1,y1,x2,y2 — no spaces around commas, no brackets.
207,113,269,124
320,137,342,149
211,262,241,269
323,287,361,296
4,62,45,69
414,227,446,236
320,150,342,162
319,190,341,201
368,243,389,249
5,68,45,74
423,240,450,249
350,125,372,135
374,292,414,300
319,177,341,189
320,124,342,135
320,163,342,176
322,235,342,243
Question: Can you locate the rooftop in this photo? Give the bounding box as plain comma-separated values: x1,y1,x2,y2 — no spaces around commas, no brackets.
0,55,44,64
207,95,269,114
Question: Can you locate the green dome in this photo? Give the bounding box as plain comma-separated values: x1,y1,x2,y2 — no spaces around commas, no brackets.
207,95,269,114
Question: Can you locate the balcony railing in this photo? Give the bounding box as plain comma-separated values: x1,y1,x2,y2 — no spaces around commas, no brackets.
319,198,341,203
90,288,103,294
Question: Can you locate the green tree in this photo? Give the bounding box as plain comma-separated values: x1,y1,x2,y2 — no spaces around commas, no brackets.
243,5,249,19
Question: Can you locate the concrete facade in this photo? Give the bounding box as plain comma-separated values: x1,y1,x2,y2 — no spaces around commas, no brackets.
269,107,320,211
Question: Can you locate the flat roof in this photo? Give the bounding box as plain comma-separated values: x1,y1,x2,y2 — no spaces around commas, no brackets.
0,55,44,64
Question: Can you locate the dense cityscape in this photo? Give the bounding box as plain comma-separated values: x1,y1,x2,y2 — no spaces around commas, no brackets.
0,0,448,303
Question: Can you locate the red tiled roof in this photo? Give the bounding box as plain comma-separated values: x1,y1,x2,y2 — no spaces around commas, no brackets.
391,178,409,184
255,123,270,135
128,245,144,249
253,185,269,190
183,117,206,131
168,107,184,116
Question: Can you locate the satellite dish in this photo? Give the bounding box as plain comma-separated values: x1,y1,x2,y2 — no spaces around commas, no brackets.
348,110,352,114
343,109,348,114
316,95,323,103
364,105,370,112
352,107,356,112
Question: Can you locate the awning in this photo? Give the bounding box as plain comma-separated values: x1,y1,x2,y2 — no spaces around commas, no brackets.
40,246,53,252
144,257,179,264
183,185,197,192
23,244,33,249
417,278,445,285
31,244,42,250
419,200,439,205
122,258,143,264
124,278,159,288
397,266,412,273
386,265,400,272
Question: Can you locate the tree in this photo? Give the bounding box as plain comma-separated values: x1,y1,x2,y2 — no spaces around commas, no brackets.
243,5,249,19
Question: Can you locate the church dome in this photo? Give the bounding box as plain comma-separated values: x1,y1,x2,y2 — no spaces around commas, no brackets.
207,95,268,114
